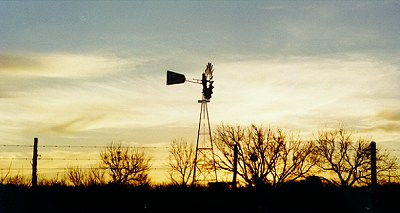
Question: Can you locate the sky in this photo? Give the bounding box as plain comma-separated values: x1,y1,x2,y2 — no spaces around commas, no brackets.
1,1,400,183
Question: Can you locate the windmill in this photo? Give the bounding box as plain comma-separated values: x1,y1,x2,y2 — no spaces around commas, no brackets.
166,62,217,186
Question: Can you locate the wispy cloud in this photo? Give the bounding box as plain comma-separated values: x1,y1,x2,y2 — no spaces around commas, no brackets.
0,53,45,73
212,55,400,134
368,123,400,134
0,52,137,78
0,52,149,143
376,109,400,122
2,52,399,146
366,109,400,135
47,114,106,134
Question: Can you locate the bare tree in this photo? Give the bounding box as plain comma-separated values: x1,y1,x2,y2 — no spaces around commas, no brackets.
39,173,67,186
100,142,151,186
314,127,398,187
87,165,106,186
168,138,196,186
214,124,316,187
268,129,316,186
240,125,271,187
67,165,87,186
67,164,106,186
213,124,245,183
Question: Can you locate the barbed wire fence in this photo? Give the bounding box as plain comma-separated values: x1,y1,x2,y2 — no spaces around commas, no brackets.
0,142,173,185
1,140,400,186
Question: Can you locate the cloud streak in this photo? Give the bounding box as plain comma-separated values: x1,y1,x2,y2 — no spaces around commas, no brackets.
0,52,137,78
47,114,106,134
0,53,44,72
212,55,400,135
377,110,400,122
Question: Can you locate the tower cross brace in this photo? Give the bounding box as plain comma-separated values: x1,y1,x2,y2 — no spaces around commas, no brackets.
192,98,218,186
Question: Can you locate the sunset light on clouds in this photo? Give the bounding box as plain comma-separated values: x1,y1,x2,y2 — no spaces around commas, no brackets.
1,1,400,182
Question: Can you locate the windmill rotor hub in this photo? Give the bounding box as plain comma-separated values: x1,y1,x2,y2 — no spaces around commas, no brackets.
166,62,215,100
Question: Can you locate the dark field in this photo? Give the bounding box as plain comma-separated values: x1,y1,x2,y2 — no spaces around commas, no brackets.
1,183,399,213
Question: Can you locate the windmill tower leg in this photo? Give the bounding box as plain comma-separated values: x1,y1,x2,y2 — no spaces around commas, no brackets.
192,99,218,186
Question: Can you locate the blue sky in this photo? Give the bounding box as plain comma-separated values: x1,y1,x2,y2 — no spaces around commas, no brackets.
1,1,400,182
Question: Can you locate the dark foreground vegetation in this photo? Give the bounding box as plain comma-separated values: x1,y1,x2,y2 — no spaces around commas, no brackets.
1,182,399,213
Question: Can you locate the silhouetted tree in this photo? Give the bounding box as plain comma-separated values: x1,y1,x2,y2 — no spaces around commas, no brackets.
87,165,107,186
67,165,87,186
314,127,398,187
167,138,196,186
39,173,67,186
214,124,316,187
100,142,151,186
268,129,316,186
67,164,106,186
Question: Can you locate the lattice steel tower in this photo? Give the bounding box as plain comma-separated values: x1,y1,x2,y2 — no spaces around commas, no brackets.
192,63,217,186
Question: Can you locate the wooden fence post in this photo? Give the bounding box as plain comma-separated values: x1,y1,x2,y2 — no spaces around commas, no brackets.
32,138,38,187
370,141,377,187
232,144,238,189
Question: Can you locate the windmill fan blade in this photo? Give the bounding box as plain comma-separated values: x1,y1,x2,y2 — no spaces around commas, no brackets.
166,71,186,85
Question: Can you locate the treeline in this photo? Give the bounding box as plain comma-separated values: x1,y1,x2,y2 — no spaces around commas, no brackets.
0,125,399,188
170,124,399,188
